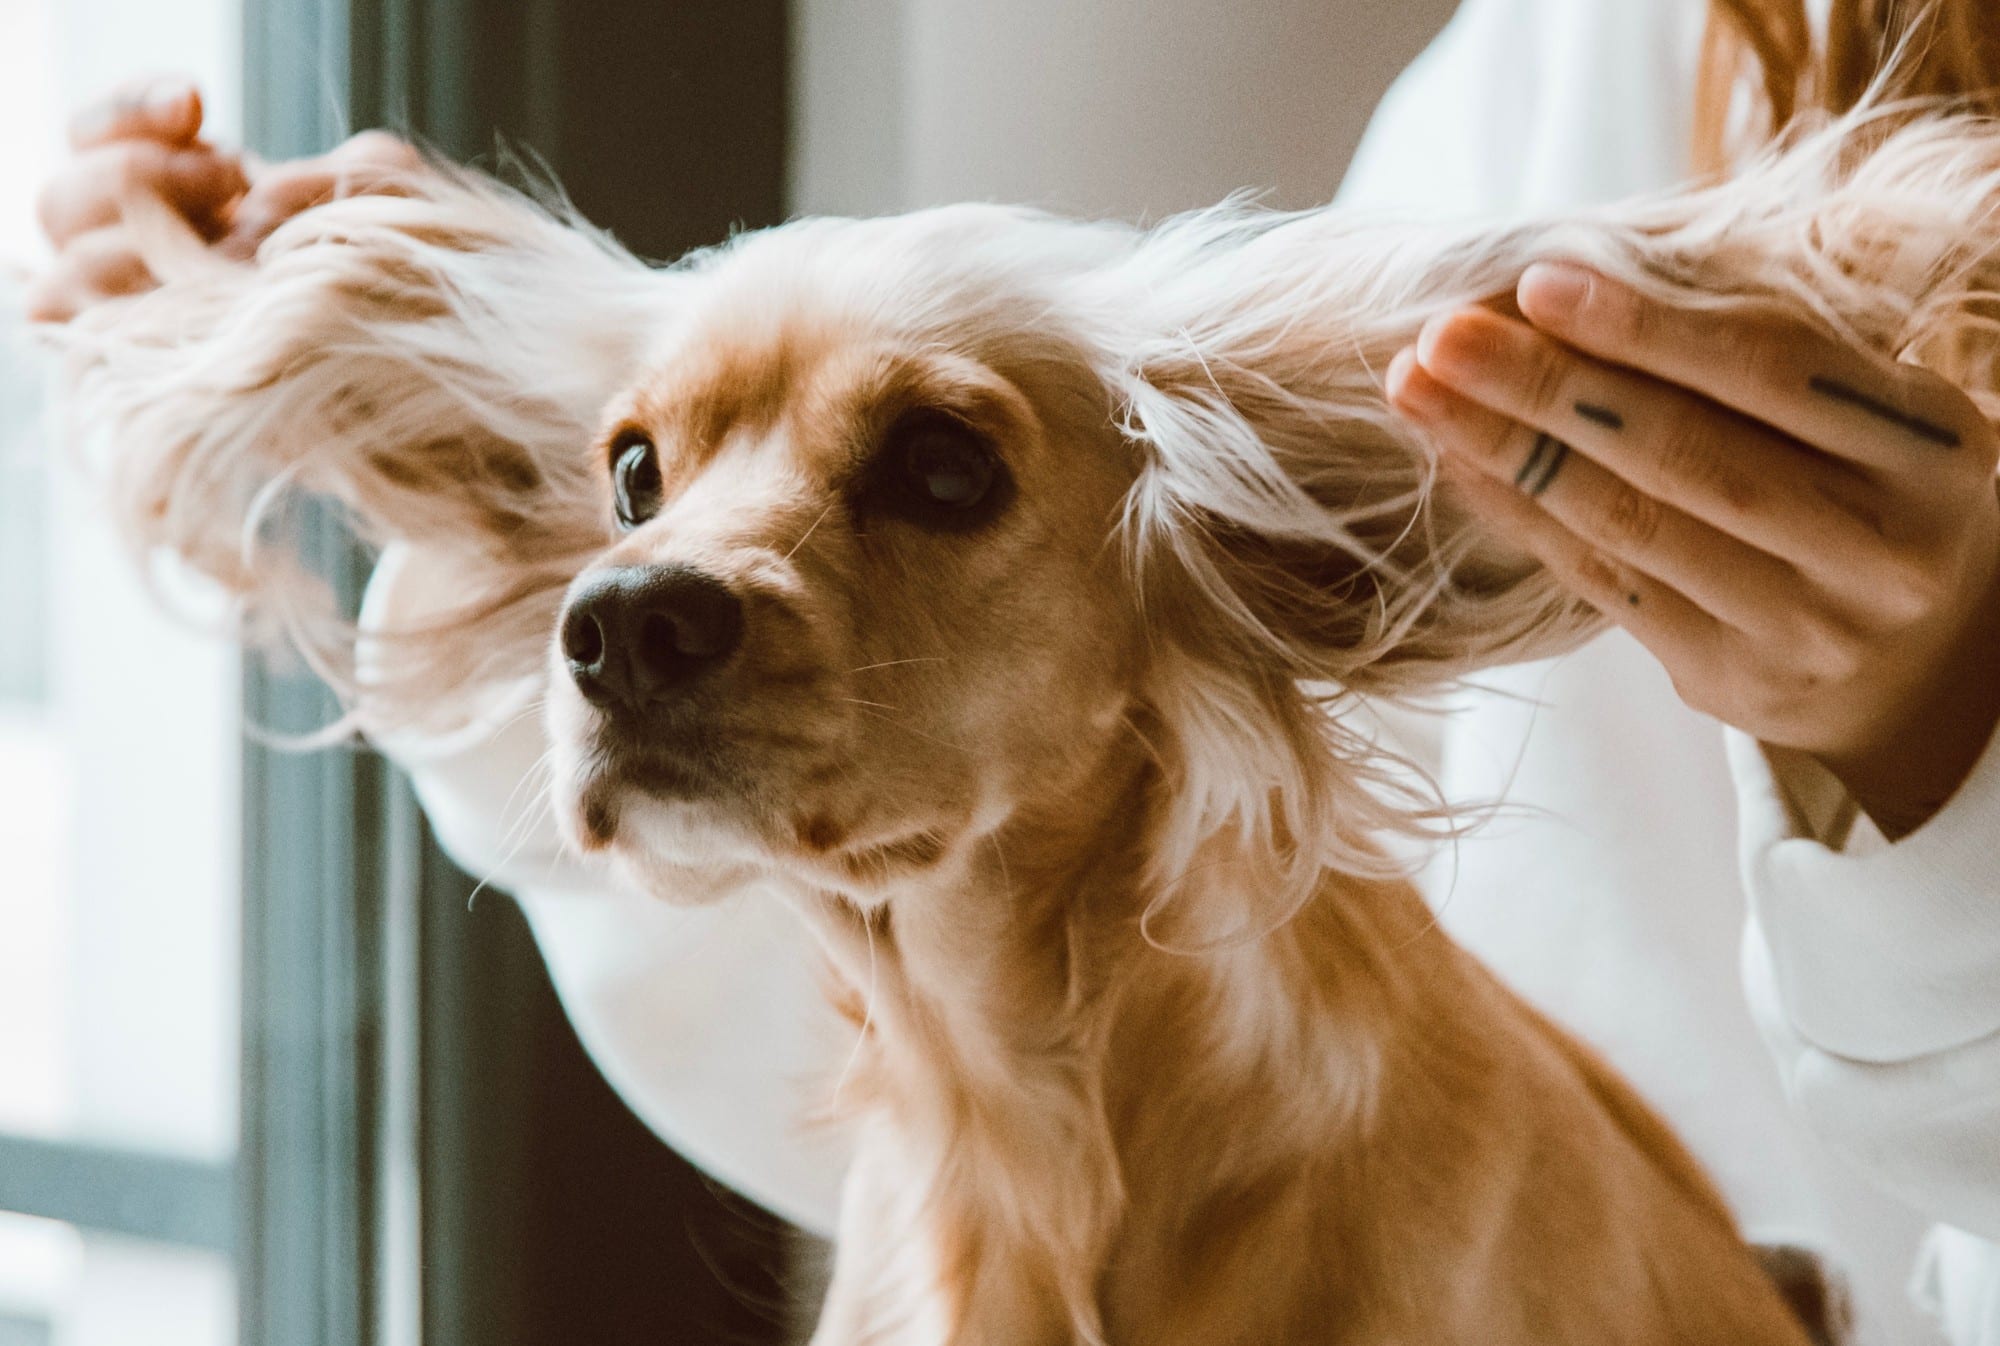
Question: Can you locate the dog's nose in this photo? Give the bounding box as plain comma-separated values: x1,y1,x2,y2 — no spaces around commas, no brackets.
561,565,745,710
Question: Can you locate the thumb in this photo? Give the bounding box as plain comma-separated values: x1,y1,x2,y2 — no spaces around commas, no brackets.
69,78,205,151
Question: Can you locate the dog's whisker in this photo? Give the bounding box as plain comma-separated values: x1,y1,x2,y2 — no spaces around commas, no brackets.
469,746,562,911
484,691,551,740
491,701,554,814
781,501,837,562
987,831,1013,898
830,903,880,1109
844,656,948,675
496,739,561,837
487,785,562,895
851,705,970,756
1119,712,1169,774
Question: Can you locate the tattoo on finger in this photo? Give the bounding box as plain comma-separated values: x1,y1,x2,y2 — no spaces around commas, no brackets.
1807,374,1960,448
1516,433,1570,497
1574,400,1624,431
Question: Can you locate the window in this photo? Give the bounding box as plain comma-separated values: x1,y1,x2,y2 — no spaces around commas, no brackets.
5,2,799,1343
0,2,244,1343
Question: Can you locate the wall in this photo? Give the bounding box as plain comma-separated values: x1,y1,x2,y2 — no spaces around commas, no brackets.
791,0,1461,219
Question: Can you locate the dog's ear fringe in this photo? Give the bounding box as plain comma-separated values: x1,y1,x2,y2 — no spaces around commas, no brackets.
50,156,675,740
1108,100,2000,922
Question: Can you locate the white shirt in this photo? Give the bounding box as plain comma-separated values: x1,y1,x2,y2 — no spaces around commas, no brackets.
367,2,2000,1341
1337,5,2000,1344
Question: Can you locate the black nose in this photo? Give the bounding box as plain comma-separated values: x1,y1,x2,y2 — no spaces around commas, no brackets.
562,565,745,710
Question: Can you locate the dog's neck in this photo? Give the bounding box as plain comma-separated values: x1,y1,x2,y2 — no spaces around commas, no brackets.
794,723,1444,1342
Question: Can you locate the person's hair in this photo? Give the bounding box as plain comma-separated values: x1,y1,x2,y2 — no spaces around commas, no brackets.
1697,0,2000,171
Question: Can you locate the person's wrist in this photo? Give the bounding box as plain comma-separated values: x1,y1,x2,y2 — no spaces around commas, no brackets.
1817,546,2000,839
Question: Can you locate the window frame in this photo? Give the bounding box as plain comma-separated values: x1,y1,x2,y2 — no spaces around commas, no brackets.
3,0,791,1339
233,2,795,1344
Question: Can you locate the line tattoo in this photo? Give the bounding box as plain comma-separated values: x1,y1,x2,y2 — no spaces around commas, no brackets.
1807,375,1961,448
1515,433,1570,497
1574,401,1624,431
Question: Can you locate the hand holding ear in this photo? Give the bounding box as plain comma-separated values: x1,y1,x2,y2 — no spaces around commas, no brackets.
216,129,424,259
29,79,245,321
30,79,420,323
1387,263,2000,838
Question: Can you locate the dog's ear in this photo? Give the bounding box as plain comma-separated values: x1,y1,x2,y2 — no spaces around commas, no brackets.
1098,207,1706,934
1109,211,1603,710
1122,368,1596,702
1107,106,2000,921
1106,254,1601,931
57,164,669,730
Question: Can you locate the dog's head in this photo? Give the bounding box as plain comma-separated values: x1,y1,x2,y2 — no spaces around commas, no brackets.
540,206,1594,912
545,209,1154,902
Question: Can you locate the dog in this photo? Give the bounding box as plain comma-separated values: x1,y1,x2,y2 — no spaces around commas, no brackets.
54,104,2000,1343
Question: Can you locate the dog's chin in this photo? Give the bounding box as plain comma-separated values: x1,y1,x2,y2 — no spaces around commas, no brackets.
557,791,764,907
550,759,948,911
554,755,763,890
556,757,977,909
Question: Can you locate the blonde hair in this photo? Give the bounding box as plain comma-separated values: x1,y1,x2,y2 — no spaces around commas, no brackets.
1697,0,2000,172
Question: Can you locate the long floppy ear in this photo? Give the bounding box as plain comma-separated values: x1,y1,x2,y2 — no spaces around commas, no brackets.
55,161,670,733
1105,106,2000,915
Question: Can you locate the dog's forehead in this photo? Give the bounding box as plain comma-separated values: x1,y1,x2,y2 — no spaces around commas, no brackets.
614,284,1048,487
618,299,892,474
602,212,1116,485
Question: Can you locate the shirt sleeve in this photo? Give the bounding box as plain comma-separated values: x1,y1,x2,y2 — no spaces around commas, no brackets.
1730,722,2000,1244
1336,0,1702,217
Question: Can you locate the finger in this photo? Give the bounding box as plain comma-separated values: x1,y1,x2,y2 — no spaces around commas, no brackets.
1390,349,1797,635
1413,307,1894,584
37,142,247,246
24,275,82,324
221,166,341,257
1517,262,1992,472
68,79,204,151
222,133,421,256
1439,454,1730,667
240,128,421,203
325,129,424,172
56,226,156,297
23,227,157,323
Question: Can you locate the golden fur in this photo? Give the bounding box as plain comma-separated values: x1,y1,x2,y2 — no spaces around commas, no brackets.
54,105,2000,1342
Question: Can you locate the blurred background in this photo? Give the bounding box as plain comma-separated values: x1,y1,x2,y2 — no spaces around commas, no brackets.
0,0,1456,1341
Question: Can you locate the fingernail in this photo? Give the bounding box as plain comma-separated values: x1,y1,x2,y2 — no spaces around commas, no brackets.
1415,313,1454,368
146,80,195,119
1416,308,1502,376
1386,346,1444,420
1520,262,1590,320
220,208,269,259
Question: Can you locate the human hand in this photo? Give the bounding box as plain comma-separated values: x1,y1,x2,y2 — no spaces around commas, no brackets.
1387,263,2000,838
31,78,419,323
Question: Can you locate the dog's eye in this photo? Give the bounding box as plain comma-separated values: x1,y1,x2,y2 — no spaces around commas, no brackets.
903,421,992,508
610,434,663,530
863,411,1010,531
